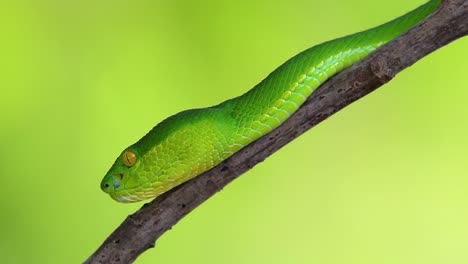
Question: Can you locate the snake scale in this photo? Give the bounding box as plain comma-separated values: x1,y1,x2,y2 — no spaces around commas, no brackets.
101,0,440,202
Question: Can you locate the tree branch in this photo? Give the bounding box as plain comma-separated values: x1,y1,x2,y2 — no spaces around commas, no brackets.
85,1,467,263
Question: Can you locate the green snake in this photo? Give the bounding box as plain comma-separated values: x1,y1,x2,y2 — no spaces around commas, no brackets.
101,0,440,203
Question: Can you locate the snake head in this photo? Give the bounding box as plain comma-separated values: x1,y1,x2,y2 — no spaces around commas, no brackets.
101,148,145,203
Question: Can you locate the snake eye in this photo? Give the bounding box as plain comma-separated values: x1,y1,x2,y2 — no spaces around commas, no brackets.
122,150,137,167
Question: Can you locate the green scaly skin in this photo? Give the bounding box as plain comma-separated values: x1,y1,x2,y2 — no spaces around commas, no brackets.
101,0,440,203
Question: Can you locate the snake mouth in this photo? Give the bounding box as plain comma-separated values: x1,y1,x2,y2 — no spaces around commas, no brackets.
101,171,149,203
109,190,156,203
108,181,170,203
109,192,141,203
101,174,141,203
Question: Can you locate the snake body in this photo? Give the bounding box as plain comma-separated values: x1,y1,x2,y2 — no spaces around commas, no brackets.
101,0,440,202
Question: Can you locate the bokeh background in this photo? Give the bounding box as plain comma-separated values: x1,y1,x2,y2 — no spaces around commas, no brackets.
1,0,467,263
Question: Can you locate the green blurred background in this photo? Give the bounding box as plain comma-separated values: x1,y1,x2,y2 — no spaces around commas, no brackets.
1,0,467,263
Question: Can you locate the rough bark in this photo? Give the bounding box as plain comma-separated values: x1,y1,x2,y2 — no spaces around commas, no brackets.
85,1,467,263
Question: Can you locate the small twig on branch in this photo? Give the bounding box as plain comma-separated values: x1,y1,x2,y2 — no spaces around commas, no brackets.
85,1,467,263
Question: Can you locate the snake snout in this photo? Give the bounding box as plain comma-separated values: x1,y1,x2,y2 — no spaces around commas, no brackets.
101,174,123,194
100,176,113,193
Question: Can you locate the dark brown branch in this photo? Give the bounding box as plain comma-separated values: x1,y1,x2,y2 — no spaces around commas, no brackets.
85,1,467,263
